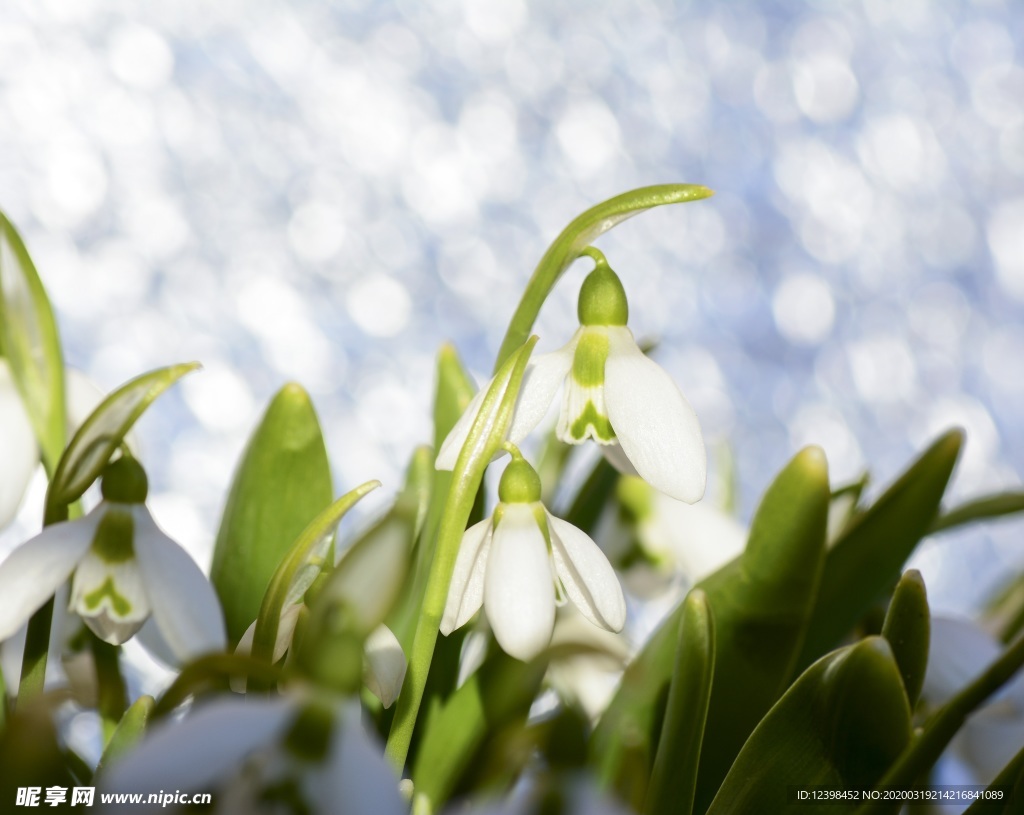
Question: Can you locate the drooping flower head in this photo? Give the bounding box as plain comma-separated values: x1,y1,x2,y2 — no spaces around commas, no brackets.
441,448,626,661
0,457,226,663
437,249,706,504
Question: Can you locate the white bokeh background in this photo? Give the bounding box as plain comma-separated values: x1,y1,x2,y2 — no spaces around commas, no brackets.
2,0,1024,616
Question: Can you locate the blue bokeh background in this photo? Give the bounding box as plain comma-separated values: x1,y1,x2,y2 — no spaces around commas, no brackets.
2,0,1023,616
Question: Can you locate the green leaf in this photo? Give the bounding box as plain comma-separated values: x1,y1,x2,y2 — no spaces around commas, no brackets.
591,446,830,811
564,457,620,536
252,479,382,667
708,637,911,814
881,569,929,709
432,343,477,454
645,589,715,815
929,491,1024,535
411,645,548,811
963,743,1024,815
494,184,713,370
98,695,154,771
45,362,199,521
211,382,333,645
0,211,66,472
797,430,962,670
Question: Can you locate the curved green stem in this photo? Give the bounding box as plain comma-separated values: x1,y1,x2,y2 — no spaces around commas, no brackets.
385,337,538,772
494,184,713,371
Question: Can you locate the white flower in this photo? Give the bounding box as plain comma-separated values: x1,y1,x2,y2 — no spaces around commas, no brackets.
0,360,105,528
0,458,225,663
97,695,406,815
441,454,626,661
923,616,1024,784
437,255,705,503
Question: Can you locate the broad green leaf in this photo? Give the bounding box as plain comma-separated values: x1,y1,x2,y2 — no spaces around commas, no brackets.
591,446,830,811
797,430,962,670
211,383,333,645
0,211,66,472
252,479,381,667
411,646,547,811
929,491,1024,535
645,589,715,815
707,637,911,814
98,695,154,771
495,184,713,370
45,362,199,520
881,569,929,709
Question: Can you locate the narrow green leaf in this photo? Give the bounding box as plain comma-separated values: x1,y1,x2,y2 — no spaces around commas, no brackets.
591,446,830,811
564,457,619,535
495,184,713,370
929,491,1024,535
151,654,283,718
211,382,333,645
645,589,715,815
433,343,477,454
0,211,66,472
46,362,200,516
881,569,930,709
252,479,382,665
708,637,911,814
797,430,962,670
98,695,154,771
963,743,1024,815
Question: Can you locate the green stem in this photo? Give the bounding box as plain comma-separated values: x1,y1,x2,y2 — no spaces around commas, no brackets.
385,337,538,772
494,184,712,371
857,632,1024,815
91,635,127,745
17,598,55,703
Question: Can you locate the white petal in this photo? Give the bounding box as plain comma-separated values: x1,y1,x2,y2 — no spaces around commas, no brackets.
327,716,407,815
100,695,292,793
0,510,100,641
231,605,302,692
435,385,487,471
456,629,489,689
643,496,747,583
484,504,555,661
69,547,150,645
506,342,576,444
441,518,492,635
548,513,626,632
924,617,1001,703
600,442,639,476
604,328,706,503
0,361,40,528
363,625,407,709
132,507,226,663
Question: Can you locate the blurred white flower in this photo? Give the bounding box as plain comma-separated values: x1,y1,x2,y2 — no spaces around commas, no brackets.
923,616,1024,783
441,453,625,661
0,458,225,662
98,695,406,815
437,254,705,503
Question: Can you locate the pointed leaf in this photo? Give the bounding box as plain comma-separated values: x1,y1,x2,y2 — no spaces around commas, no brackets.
592,446,830,811
707,638,911,814
930,491,1024,535
98,694,154,770
211,383,333,645
963,743,1024,814
0,211,66,472
495,184,713,370
798,430,962,670
645,589,715,815
881,569,930,709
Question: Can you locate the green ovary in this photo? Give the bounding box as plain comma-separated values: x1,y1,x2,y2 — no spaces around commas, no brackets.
82,577,133,617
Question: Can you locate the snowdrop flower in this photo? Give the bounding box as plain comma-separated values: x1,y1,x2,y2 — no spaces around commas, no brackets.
437,249,706,504
235,606,407,709
0,457,225,662
98,694,406,815
922,616,1024,783
442,448,626,661
0,360,105,528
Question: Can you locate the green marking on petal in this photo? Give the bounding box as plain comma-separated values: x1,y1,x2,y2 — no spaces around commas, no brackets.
569,401,615,443
91,509,136,564
82,577,133,617
571,329,609,388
